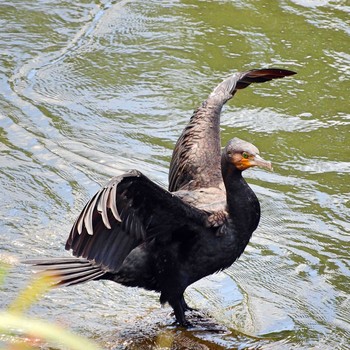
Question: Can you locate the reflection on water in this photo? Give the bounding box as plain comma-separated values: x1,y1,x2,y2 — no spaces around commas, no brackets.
0,0,349,349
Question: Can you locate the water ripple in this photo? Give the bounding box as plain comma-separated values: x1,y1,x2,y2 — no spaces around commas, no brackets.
1,0,349,349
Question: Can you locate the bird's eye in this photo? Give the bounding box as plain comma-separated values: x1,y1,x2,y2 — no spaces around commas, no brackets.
242,152,249,159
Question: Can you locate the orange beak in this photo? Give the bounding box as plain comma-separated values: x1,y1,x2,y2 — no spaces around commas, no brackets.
241,154,273,171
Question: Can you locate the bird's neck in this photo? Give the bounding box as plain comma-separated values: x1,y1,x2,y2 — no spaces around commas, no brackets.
222,161,261,236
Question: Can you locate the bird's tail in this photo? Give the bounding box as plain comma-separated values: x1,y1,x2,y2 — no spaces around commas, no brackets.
23,257,106,287
209,68,296,102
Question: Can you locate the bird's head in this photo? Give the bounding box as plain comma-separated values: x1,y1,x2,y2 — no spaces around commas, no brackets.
223,137,272,172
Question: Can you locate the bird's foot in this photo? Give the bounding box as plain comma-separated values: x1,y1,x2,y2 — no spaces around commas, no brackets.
172,319,193,329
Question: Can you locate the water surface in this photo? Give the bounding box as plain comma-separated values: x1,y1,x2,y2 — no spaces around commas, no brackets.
0,0,349,349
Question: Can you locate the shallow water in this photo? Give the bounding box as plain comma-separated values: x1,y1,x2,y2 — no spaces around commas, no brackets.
0,0,349,349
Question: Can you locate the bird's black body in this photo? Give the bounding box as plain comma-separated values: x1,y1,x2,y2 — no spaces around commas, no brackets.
26,68,295,326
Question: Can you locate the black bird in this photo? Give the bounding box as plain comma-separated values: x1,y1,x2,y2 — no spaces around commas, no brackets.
26,68,296,326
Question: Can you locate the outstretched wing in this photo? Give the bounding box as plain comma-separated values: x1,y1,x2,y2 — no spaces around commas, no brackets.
168,68,296,192
66,170,207,272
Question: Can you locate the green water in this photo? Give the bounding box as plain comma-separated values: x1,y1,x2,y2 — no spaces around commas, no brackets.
0,0,349,349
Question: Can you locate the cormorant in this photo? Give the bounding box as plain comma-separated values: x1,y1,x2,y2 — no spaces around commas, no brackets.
26,68,296,326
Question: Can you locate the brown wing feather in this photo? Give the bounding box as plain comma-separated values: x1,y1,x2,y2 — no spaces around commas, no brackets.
168,68,296,192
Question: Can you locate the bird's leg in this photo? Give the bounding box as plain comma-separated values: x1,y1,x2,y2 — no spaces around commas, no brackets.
181,295,197,312
168,295,191,327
